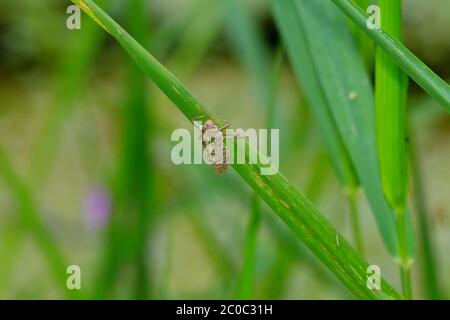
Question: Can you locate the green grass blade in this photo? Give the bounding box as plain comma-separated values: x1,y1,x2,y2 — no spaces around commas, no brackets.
120,0,154,300
270,0,359,194
331,0,450,112
375,0,412,299
224,0,282,299
70,0,402,299
272,0,400,256
375,0,408,214
93,0,153,299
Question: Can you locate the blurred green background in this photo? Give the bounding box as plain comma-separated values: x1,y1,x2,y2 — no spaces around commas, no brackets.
0,0,449,299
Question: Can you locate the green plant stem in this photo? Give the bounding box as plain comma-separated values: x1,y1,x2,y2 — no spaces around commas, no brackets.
70,0,402,299
93,0,154,299
331,0,450,112
400,265,412,300
376,0,408,215
396,210,412,299
374,0,413,299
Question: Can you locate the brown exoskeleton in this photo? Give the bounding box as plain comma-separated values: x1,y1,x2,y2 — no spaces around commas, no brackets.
192,115,236,175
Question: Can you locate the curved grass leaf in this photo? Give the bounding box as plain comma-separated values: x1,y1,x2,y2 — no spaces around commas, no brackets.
271,0,404,257
70,0,403,299
271,0,364,253
93,0,153,299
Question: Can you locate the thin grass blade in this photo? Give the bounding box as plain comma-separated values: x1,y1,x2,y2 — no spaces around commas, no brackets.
272,0,401,255
93,0,154,299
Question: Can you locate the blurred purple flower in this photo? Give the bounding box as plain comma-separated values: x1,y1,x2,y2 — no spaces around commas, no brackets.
85,186,111,230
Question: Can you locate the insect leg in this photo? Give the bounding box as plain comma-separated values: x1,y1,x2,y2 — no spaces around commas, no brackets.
218,122,231,131
191,115,207,126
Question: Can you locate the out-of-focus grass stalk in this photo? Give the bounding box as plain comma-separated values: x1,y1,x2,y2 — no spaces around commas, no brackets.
263,247,295,299
0,147,76,298
224,0,277,299
303,152,330,202
0,220,22,293
347,189,364,255
376,0,408,220
93,0,153,299
189,212,236,285
125,0,154,300
331,0,450,112
69,0,402,299
375,0,412,299
409,126,442,299
158,220,173,299
237,194,261,299
236,44,282,295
